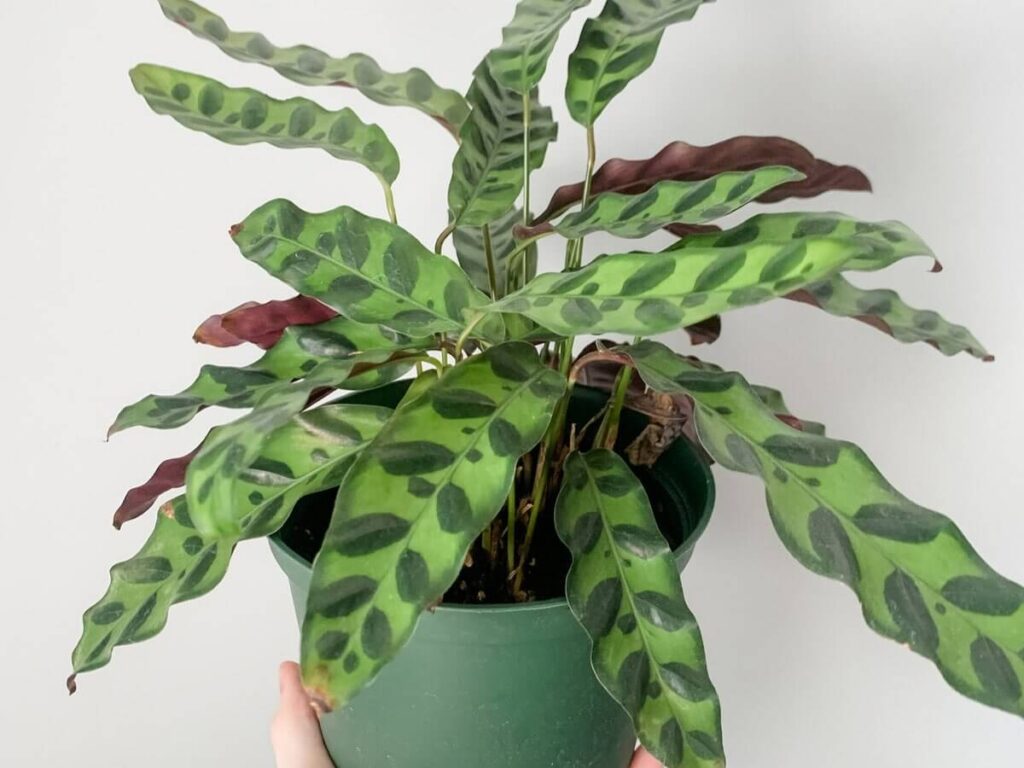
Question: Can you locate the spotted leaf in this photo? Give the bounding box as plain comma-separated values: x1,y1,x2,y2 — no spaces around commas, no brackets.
232,200,501,339
566,0,711,126
556,450,724,767
489,232,906,337
157,0,469,136
71,404,389,687
668,211,938,273
520,167,805,239
535,136,872,224
301,343,565,710
130,64,399,184
447,64,558,229
486,0,592,93
110,317,424,434
185,358,361,537
627,340,1024,717
788,275,992,361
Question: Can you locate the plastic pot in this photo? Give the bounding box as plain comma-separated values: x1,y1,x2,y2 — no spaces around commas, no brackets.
269,382,715,768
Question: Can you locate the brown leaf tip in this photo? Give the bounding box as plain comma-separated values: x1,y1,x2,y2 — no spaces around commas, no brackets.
305,686,335,716
228,223,244,238
66,674,78,695
982,354,996,363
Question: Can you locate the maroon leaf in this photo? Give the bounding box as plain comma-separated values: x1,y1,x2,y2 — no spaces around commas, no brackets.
112,443,203,529
193,296,338,349
534,136,872,224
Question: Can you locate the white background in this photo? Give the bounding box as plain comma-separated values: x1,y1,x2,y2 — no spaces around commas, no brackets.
2,1,1022,765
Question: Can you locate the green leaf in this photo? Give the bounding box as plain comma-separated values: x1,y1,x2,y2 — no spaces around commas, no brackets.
447,64,558,228
750,385,826,436
790,275,992,361
486,0,592,93
231,200,499,339
70,404,389,684
157,0,470,136
556,450,724,768
300,343,566,709
109,317,424,434
627,340,1024,717
668,211,938,273
454,207,538,298
491,235,897,337
566,0,710,126
528,167,805,239
130,64,400,184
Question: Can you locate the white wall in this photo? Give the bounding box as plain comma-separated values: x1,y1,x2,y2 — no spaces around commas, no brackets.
2,1,1021,765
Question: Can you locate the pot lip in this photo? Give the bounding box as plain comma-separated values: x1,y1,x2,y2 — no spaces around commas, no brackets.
269,444,715,616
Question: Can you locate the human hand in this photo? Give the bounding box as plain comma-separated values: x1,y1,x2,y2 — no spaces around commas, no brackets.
271,660,662,768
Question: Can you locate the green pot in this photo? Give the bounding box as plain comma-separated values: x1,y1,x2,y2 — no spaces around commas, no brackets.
269,382,715,768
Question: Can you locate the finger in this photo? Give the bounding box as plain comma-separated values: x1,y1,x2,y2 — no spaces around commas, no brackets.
277,661,315,716
271,662,333,768
630,747,663,768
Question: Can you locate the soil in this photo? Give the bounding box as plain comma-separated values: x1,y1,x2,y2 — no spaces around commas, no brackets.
277,452,690,606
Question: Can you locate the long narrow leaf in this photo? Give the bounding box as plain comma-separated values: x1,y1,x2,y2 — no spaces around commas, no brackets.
448,64,558,228
536,136,872,223
158,0,469,136
667,211,939,273
566,0,710,126
491,219,933,335
487,0,592,93
70,404,390,689
520,167,804,239
113,442,203,529
231,200,500,339
627,340,1024,718
301,343,565,710
111,317,421,434
788,276,992,361
557,450,724,768
131,64,400,184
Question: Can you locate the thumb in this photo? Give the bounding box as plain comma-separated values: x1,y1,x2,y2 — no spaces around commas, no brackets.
270,661,334,768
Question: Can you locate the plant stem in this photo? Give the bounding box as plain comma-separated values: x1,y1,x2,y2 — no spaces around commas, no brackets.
434,222,455,254
482,223,498,300
454,312,487,357
520,91,532,291
595,356,636,449
382,182,398,225
506,489,516,575
504,231,552,289
514,126,599,595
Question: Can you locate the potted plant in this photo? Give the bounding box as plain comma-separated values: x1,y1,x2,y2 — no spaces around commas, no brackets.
70,1,1023,766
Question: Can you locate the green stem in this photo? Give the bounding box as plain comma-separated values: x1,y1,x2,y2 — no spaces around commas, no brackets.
504,231,552,289
454,312,487,358
382,182,398,225
514,126,599,595
506,489,516,575
595,358,636,450
520,91,532,291
482,223,498,300
434,222,456,254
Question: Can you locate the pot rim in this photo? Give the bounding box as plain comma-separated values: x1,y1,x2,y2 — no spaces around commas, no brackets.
269,440,715,616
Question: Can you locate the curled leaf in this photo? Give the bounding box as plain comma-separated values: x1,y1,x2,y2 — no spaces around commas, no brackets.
158,0,469,135
788,276,992,361
518,167,805,240
112,443,203,529
194,296,337,349
130,64,400,183
536,136,872,224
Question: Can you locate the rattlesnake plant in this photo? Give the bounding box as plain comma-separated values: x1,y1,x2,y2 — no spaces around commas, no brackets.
71,2,1018,766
